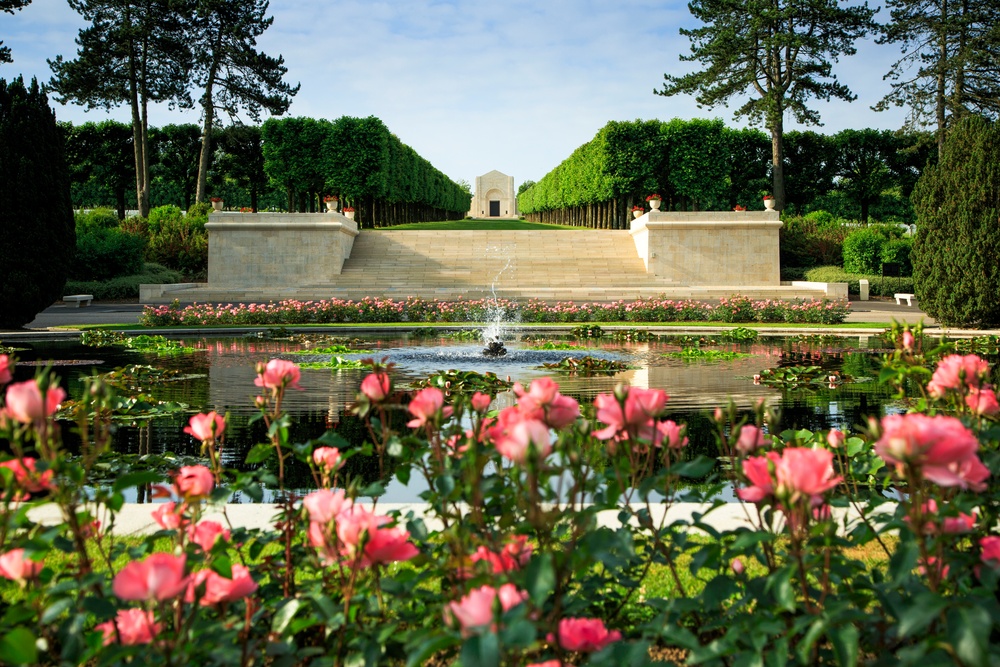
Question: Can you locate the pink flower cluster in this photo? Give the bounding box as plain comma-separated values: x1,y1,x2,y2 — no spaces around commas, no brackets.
926,354,999,416
303,489,419,568
737,448,842,508
445,583,528,634
875,413,989,490
593,386,686,450
485,378,580,463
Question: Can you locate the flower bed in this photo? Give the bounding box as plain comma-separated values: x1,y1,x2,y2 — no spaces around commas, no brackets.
140,295,850,327
2,322,995,665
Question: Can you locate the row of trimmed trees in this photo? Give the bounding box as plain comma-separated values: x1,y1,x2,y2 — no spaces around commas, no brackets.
63,116,472,227
518,119,934,229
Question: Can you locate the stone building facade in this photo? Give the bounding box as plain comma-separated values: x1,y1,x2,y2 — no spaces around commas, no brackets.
469,170,518,218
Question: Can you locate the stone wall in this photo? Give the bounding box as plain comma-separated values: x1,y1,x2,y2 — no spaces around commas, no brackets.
206,212,359,287
630,211,781,285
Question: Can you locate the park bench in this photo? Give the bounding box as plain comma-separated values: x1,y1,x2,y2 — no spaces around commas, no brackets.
63,294,93,308
894,293,914,307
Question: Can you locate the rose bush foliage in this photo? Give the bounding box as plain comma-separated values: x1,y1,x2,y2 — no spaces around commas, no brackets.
0,322,999,665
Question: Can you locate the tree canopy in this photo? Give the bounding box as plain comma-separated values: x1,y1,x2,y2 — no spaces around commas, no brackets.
656,0,877,210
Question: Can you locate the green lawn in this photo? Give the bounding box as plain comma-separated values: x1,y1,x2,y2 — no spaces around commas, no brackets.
374,219,578,231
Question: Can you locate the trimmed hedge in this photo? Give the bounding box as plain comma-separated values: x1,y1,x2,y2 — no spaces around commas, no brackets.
804,265,914,297
64,263,184,300
73,226,146,280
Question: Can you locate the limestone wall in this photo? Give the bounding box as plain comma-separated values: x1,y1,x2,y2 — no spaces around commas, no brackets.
630,211,781,285
206,212,359,287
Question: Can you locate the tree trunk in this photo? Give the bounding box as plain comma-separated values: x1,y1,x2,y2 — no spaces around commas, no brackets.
195,85,215,204
937,0,949,159
770,115,786,211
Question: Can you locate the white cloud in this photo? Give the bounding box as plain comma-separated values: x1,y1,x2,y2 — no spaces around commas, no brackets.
2,0,910,188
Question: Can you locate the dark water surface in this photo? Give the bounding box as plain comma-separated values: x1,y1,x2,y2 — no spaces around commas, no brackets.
5,331,902,502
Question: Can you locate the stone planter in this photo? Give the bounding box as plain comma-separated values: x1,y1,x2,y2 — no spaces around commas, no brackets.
344,211,356,220
325,200,338,212
211,200,223,212
648,199,661,211
633,210,643,219
763,198,775,211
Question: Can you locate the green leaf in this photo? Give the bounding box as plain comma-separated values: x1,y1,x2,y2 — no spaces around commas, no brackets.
888,538,918,585
405,635,460,667
896,593,947,637
947,605,991,666
669,455,715,479
459,632,499,667
246,443,275,464
0,628,37,665
827,623,859,667
41,597,74,624
271,599,301,635
210,553,233,578
525,554,556,607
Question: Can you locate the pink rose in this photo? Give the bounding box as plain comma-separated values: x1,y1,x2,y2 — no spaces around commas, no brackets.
736,451,780,503
471,535,533,573
0,549,42,582
175,465,214,499
97,609,161,646
184,412,226,442
151,501,186,530
487,407,552,463
966,388,1000,416
731,558,745,575
876,413,989,490
112,553,188,601
773,448,842,503
303,488,352,524
902,330,915,351
471,392,492,413
623,387,667,425
360,372,391,402
736,425,768,454
4,381,65,424
187,521,230,552
981,536,1000,570
826,429,846,449
445,584,528,633
0,457,53,494
927,354,989,398
188,565,258,605
254,359,303,391
336,506,418,568
406,387,452,428
552,617,622,653
0,354,11,385
657,420,688,449
312,446,342,473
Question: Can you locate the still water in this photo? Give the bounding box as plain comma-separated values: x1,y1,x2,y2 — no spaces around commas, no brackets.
6,331,900,502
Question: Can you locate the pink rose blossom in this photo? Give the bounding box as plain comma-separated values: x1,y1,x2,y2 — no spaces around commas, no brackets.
406,387,452,428
487,407,552,463
736,452,780,502
303,488,352,524
336,506,418,567
254,359,303,391
657,420,688,449
187,521,230,552
312,446,342,473
471,535,533,573
980,536,1000,570
731,558,745,575
151,502,186,530
184,412,226,442
966,388,1000,416
0,549,42,582
513,378,580,429
112,553,188,601
97,609,161,646
360,372,391,401
773,448,842,503
0,355,11,385
876,413,989,490
4,381,65,424
175,465,214,499
552,617,622,653
902,330,915,351
188,565,258,605
471,392,492,413
0,457,53,494
927,354,989,398
826,429,846,449
736,425,768,454
446,584,528,633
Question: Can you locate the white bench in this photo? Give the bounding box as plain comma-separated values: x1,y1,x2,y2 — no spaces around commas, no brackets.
894,293,914,306
63,294,93,308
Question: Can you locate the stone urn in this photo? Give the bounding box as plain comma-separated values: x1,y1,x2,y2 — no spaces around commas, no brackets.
632,209,643,219
325,199,339,212
648,198,661,211
211,199,223,211
344,210,356,221
763,197,775,211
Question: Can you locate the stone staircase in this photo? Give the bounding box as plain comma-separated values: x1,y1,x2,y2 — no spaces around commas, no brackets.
145,229,834,303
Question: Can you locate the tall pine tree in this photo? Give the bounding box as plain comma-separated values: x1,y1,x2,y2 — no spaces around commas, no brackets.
656,0,877,210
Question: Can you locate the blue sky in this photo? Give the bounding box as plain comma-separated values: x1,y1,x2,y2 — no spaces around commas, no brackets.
1,0,910,188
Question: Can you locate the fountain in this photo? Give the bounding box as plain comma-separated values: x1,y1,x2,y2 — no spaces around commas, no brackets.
482,339,507,357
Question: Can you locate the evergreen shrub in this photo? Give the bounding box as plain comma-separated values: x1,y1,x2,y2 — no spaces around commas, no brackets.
147,204,184,234
146,211,208,277
74,207,119,231
841,225,901,274
0,77,75,328
73,226,146,280
912,116,1000,326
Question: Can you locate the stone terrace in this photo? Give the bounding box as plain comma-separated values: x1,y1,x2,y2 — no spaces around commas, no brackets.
143,229,836,304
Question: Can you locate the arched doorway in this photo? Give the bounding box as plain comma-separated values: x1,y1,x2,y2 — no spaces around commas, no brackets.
485,188,504,217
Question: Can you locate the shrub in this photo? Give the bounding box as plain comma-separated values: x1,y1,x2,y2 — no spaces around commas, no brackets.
778,214,850,268
147,204,184,234
73,226,146,280
187,201,212,219
880,237,913,276
842,226,897,274
912,115,1000,326
147,215,208,277
74,207,119,231
64,263,184,300
0,77,75,328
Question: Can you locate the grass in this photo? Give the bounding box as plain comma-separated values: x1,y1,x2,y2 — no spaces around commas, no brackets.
376,219,578,231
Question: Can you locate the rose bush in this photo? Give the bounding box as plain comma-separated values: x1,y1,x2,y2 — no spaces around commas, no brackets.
0,325,998,665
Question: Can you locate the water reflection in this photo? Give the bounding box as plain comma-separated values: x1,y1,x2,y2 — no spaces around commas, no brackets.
4,333,901,502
